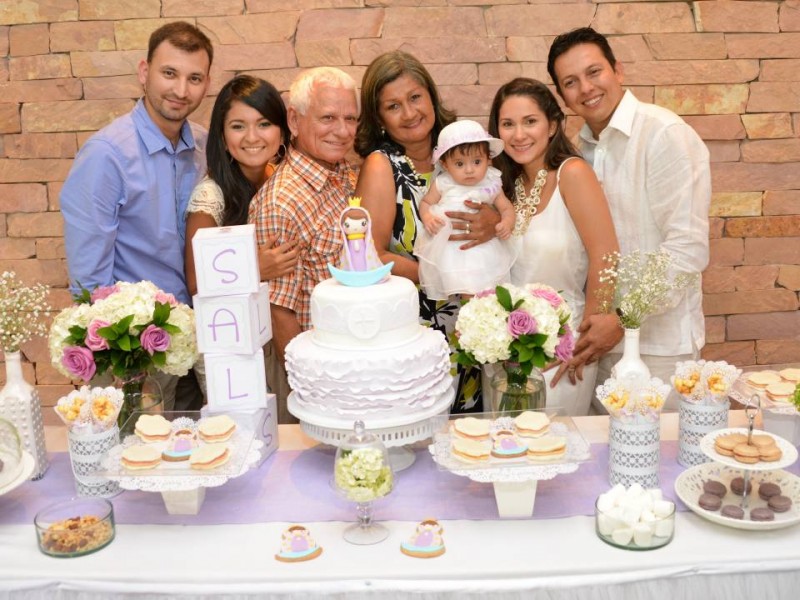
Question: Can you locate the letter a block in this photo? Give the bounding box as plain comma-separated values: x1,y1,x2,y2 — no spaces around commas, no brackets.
194,282,271,354
192,224,260,297
204,349,267,411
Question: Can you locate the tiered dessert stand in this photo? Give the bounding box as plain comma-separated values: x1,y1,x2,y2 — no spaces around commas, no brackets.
101,415,263,514
288,386,455,471
428,416,591,518
675,403,800,530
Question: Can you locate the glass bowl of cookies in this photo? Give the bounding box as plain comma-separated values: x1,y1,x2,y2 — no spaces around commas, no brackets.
34,497,115,557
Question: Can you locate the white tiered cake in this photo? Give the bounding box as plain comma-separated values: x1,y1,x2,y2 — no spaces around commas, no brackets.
286,275,454,423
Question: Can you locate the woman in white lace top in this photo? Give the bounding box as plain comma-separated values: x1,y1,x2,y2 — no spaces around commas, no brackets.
185,75,298,296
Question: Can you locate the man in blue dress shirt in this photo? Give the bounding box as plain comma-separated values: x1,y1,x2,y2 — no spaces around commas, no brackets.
60,22,213,409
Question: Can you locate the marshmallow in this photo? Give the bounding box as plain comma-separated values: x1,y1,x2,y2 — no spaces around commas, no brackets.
648,488,663,503
611,527,634,546
654,518,674,538
607,484,626,504
621,505,643,528
633,523,654,547
653,500,674,519
640,509,656,523
597,513,618,536
597,493,615,513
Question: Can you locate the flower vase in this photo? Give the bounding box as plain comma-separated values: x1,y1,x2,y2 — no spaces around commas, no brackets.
67,426,121,497
114,371,163,431
489,362,546,415
0,351,48,480
608,417,660,489
612,328,651,386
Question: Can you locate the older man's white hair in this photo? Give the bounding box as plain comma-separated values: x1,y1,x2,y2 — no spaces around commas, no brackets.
289,67,358,115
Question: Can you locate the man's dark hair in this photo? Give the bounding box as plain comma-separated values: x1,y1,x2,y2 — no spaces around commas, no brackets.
147,21,213,65
547,27,617,94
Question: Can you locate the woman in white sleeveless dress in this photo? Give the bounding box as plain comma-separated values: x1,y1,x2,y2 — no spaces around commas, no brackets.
488,78,621,415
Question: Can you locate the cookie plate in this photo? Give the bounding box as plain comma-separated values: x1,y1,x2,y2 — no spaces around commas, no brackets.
675,463,800,531
700,427,798,471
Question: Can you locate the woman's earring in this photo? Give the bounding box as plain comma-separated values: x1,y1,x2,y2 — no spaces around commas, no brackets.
380,126,386,137
277,143,288,160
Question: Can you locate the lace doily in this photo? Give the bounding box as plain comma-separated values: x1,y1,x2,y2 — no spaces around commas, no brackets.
101,416,263,492
428,419,591,483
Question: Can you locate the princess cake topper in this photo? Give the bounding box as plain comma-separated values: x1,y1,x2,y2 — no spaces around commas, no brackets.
328,196,393,286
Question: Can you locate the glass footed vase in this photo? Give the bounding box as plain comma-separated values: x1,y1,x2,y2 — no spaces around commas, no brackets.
489,361,546,415
334,421,394,545
114,371,163,430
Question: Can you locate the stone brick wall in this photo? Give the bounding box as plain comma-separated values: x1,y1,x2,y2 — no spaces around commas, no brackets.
1,1,799,410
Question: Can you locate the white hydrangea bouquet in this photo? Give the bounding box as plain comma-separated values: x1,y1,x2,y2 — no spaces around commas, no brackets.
455,283,574,371
49,280,197,382
597,249,697,329
596,376,671,424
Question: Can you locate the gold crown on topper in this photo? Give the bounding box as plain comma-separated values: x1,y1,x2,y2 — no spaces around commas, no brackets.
348,196,363,208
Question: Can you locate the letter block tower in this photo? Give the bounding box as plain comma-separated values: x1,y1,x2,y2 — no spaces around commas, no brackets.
192,224,271,410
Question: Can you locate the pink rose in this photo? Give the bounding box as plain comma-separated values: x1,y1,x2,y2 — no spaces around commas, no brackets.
475,288,495,299
529,286,562,309
61,346,97,381
85,319,110,351
90,284,119,303
555,326,575,362
507,309,537,338
155,291,178,307
140,324,170,355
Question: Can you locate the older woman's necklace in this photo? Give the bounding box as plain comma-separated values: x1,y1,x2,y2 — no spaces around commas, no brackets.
513,169,548,236
404,154,432,179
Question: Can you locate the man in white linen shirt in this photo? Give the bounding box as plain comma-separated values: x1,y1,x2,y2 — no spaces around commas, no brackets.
547,27,711,410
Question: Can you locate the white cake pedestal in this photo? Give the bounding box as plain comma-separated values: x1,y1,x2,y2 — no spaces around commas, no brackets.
288,388,454,472
161,488,206,515
493,481,539,518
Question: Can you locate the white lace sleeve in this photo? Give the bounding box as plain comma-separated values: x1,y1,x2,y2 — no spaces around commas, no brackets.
187,177,225,226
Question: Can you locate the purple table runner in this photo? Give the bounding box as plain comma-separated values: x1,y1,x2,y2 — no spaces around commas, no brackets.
2,442,798,526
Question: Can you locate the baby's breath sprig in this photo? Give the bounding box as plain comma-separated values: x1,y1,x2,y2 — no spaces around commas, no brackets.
596,250,697,330
0,271,51,353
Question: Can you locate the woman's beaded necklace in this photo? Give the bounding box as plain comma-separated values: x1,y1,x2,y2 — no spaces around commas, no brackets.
513,168,548,236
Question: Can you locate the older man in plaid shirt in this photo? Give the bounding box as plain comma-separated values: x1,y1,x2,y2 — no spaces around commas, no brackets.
249,67,359,422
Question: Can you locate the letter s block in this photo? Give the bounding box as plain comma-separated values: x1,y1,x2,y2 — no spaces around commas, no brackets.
194,282,271,354
192,224,259,297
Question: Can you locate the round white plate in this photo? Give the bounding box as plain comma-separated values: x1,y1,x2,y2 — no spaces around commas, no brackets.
675,463,800,531
700,427,798,471
0,452,35,496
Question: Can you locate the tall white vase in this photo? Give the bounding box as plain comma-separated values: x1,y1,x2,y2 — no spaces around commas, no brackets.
612,328,651,385
0,351,49,479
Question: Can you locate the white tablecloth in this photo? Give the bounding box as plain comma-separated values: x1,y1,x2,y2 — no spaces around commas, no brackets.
2,413,799,600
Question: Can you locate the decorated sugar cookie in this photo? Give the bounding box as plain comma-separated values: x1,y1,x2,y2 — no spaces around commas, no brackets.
275,525,323,562
161,428,198,462
400,519,445,559
490,429,528,459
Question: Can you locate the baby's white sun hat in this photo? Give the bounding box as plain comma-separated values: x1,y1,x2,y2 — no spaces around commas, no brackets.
432,119,504,164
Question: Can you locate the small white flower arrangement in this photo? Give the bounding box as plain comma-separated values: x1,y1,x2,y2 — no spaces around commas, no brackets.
334,447,393,503
0,271,50,353
597,250,698,329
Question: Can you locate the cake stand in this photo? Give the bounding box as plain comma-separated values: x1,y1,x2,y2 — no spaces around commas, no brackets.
428,418,591,518
288,386,455,471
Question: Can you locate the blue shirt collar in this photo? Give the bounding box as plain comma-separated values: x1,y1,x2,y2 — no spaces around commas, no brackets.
132,98,197,155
